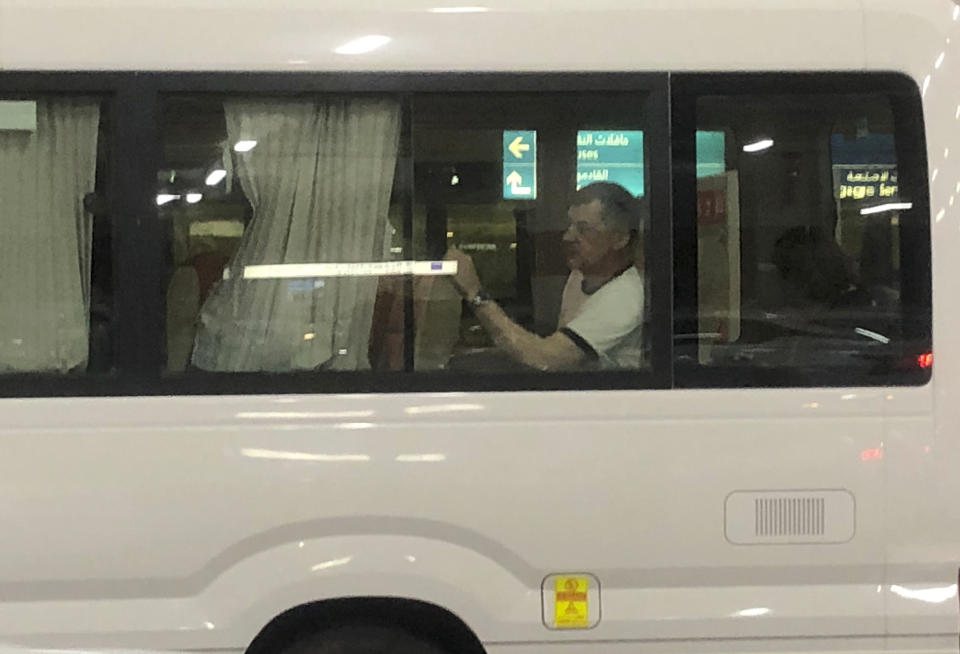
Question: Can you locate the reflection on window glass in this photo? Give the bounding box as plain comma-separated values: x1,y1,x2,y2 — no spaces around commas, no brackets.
412,94,650,374
0,98,111,375
690,93,924,383
161,96,403,373
162,92,651,377
576,130,644,196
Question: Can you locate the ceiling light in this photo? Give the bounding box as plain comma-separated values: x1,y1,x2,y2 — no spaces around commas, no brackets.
186,193,203,204
156,194,180,206
234,140,258,153
334,35,391,55
205,169,227,186
860,202,913,216
429,6,489,13
743,138,774,153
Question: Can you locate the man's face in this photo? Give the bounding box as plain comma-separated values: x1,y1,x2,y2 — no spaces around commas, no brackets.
562,199,628,272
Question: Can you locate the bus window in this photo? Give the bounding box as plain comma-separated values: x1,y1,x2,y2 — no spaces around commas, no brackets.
159,95,406,374
160,89,657,382
0,97,111,376
411,93,651,375
676,87,931,387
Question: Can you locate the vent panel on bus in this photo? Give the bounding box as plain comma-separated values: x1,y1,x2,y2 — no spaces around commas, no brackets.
725,490,855,544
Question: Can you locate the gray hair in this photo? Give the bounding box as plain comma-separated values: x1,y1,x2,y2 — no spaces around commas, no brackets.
571,182,644,240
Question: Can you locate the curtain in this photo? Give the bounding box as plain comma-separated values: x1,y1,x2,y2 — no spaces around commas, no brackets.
0,99,100,373
192,98,400,372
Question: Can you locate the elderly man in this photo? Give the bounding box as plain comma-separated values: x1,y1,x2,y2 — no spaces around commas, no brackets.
446,182,645,371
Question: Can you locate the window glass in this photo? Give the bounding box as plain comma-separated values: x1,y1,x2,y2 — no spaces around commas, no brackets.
0,97,111,375
161,91,652,378
682,92,929,385
160,95,406,374
411,93,651,374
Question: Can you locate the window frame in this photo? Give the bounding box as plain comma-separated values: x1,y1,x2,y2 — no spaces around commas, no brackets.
0,72,672,396
0,71,930,396
670,72,932,389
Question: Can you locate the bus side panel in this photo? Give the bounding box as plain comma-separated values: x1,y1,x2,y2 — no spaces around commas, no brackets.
863,0,960,645
0,0,864,73
0,391,886,650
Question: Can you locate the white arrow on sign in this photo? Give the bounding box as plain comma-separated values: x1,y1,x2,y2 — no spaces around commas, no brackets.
508,135,531,159
506,170,532,196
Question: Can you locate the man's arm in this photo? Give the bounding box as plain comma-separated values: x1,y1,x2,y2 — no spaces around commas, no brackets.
445,248,588,371
472,300,587,371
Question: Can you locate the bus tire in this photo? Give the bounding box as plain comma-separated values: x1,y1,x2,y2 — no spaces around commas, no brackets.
281,624,448,654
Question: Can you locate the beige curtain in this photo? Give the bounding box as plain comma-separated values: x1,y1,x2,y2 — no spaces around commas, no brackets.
192,98,400,372
0,99,100,373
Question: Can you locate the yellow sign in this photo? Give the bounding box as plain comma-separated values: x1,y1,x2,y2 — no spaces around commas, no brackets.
554,576,589,628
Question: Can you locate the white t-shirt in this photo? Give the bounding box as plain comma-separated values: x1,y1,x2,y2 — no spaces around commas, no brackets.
558,267,645,369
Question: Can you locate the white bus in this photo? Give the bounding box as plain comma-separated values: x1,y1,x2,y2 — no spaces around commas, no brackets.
0,0,954,653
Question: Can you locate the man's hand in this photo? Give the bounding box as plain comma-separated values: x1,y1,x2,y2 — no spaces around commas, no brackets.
442,247,586,371
445,247,482,300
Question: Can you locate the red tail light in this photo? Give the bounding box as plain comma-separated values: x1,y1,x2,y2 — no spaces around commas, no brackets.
860,447,883,461
917,352,933,369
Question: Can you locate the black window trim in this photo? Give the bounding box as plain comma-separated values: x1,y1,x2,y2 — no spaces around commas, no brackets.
670,71,933,389
0,71,931,396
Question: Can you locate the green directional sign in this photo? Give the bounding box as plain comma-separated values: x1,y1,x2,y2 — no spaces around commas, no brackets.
577,130,644,196
696,131,726,178
574,130,725,197
503,130,537,200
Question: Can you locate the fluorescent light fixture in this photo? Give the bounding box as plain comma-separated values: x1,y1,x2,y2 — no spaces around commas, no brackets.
312,556,353,572
334,35,391,55
336,422,375,430
743,138,774,153
240,448,370,462
404,403,484,415
243,260,458,279
396,454,447,462
236,410,374,420
234,140,258,152
736,608,771,617
156,194,180,206
860,202,913,215
855,327,890,344
205,169,227,186
890,584,958,604
429,6,489,12
186,193,203,204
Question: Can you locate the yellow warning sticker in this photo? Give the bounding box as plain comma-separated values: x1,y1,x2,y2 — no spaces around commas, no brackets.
554,576,589,628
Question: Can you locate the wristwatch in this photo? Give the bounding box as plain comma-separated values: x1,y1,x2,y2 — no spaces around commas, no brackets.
469,288,492,307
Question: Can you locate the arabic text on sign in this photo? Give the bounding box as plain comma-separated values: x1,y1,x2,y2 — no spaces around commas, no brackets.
576,130,644,196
